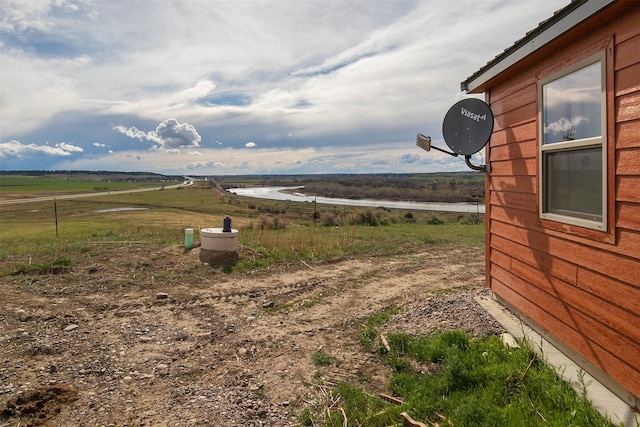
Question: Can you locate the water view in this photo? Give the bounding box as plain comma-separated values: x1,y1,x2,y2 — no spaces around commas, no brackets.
228,186,485,214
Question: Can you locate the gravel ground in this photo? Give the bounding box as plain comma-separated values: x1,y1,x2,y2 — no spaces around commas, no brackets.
1,243,502,426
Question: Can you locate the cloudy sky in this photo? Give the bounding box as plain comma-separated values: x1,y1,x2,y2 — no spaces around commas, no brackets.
1,0,568,176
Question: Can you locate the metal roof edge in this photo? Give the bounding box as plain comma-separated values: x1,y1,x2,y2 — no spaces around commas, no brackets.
461,0,616,93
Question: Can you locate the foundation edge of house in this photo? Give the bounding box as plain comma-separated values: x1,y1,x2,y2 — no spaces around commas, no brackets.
475,293,640,426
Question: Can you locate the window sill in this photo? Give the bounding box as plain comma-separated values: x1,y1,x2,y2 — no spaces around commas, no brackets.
539,217,615,245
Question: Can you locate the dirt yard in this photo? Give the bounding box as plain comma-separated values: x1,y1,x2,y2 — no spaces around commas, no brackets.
1,243,503,426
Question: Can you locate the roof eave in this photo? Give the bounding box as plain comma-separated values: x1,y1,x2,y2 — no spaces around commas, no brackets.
461,0,616,94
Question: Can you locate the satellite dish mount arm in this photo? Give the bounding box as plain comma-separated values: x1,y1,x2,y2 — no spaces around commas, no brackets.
431,145,459,157
416,134,490,172
464,155,489,173
416,134,458,157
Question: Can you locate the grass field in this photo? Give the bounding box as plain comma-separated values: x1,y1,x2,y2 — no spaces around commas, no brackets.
0,175,174,193
0,182,484,273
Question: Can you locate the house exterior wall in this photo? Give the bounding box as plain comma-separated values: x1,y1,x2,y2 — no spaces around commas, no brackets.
484,3,640,406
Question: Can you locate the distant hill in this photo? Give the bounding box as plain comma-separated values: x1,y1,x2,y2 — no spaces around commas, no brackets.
0,170,184,182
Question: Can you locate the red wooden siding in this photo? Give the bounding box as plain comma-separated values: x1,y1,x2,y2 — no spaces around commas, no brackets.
485,4,640,402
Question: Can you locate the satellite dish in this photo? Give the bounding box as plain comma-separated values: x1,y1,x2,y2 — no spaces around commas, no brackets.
442,98,493,156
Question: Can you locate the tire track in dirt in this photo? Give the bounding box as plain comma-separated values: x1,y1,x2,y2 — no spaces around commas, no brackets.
1,244,498,426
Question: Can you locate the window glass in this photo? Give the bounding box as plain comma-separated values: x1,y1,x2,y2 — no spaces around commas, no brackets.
542,62,601,144
539,55,606,231
544,147,602,221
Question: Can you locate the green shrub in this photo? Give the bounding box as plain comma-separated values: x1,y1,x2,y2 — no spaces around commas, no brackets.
312,351,339,366
319,211,340,227
427,215,444,224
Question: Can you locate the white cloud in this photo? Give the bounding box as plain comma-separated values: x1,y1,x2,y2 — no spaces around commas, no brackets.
154,119,201,148
245,142,257,148
0,140,83,159
113,125,156,142
544,116,588,136
57,142,84,153
114,119,201,149
0,0,57,33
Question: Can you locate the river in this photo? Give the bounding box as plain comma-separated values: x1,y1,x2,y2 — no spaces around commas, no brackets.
227,186,485,214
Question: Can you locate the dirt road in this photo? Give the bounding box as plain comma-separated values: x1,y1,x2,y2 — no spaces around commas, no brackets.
0,179,194,205
1,243,502,426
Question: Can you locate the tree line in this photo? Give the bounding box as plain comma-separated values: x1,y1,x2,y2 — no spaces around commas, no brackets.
215,173,485,203
301,175,484,203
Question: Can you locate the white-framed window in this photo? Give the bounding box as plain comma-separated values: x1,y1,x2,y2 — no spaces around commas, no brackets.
539,51,607,231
